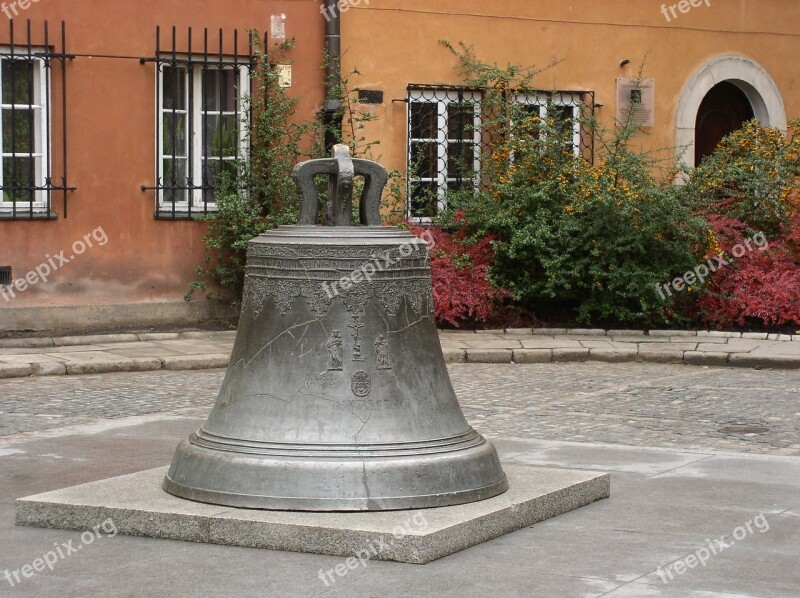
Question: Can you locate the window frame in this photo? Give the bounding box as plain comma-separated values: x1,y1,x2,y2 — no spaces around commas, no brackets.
0,50,49,213
156,60,249,215
407,88,482,222
514,92,583,157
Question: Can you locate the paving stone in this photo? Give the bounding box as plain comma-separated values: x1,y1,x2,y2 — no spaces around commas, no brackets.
466,349,513,363
504,328,533,335
30,362,67,376
65,358,163,376
636,350,685,364
53,334,139,346
729,354,800,369
532,328,567,335
161,355,230,371
552,348,590,362
767,334,794,341
136,333,181,341
0,337,54,349
475,329,505,335
696,343,752,353
0,363,31,378
520,339,583,349
566,329,606,336
606,330,644,336
699,331,741,338
742,333,769,340
442,349,467,363
683,351,730,366
512,349,552,364
588,349,638,363
649,330,697,337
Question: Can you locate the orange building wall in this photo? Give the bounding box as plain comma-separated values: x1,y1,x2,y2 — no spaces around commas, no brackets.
0,0,325,309
341,0,800,181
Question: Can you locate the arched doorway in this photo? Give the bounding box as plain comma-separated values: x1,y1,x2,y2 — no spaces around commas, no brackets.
674,55,787,170
695,82,754,164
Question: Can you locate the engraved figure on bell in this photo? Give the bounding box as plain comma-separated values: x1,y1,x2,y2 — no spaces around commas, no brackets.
375,335,392,370
327,330,343,371
348,316,366,362
351,371,372,397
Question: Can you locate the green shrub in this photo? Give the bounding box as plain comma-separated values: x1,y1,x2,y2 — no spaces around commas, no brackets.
440,46,707,326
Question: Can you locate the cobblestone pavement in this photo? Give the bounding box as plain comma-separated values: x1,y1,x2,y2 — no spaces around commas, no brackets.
1,363,798,455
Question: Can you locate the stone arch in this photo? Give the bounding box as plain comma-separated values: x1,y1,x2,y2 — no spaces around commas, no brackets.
675,55,787,168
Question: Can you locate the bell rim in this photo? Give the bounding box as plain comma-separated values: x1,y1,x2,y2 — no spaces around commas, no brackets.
162,473,509,512
188,428,487,458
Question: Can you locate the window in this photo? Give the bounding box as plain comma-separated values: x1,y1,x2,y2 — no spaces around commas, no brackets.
0,21,74,220
407,88,481,220
0,54,47,213
515,92,583,157
157,63,248,216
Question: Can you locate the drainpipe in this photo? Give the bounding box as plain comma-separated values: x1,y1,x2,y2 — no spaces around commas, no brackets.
323,0,343,150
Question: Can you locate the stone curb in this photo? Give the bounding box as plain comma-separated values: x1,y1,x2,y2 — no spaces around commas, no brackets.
2,328,797,350
0,330,237,349
161,355,231,371
64,358,163,376
1,348,800,380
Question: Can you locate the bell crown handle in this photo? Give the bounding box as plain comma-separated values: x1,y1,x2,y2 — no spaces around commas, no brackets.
292,144,388,226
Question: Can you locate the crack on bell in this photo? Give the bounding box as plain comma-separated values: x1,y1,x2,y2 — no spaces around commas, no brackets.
242,318,319,369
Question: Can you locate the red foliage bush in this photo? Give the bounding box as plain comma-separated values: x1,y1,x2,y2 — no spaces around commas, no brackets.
696,215,800,329
408,221,510,328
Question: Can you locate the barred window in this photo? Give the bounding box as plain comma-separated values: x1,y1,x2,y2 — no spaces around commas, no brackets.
145,27,252,219
0,56,47,210
407,88,482,220
515,92,584,157
0,21,73,220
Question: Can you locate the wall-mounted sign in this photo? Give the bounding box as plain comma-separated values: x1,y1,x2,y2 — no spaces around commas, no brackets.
616,78,655,127
271,14,287,39
277,64,292,88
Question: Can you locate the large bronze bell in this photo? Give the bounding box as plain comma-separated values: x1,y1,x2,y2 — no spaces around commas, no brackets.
164,146,508,511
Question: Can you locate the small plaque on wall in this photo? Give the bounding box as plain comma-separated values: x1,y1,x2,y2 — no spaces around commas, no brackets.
616,78,655,127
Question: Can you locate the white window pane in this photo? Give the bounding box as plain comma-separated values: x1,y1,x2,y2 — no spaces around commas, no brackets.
202,68,238,112
203,113,238,158
3,107,34,153
1,60,34,106
162,66,187,110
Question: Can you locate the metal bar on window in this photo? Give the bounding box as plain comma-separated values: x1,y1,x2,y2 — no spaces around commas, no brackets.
200,27,208,215
187,26,194,219
26,19,33,216
0,19,74,220
154,25,161,215
10,19,17,218
170,26,178,219
143,26,254,219
233,29,239,164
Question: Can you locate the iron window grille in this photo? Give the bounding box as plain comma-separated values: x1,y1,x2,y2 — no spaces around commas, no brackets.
141,27,254,220
0,20,74,220
407,87,483,221
0,265,11,285
406,85,594,221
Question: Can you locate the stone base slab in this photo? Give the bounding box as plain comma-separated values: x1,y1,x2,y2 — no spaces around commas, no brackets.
15,464,610,564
